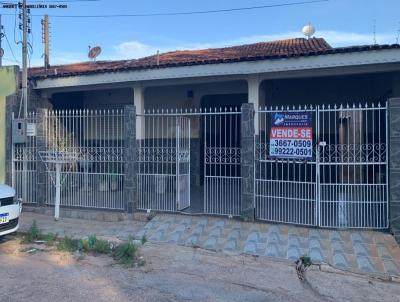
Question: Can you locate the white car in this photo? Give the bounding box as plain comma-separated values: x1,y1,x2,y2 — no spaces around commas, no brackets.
0,185,22,238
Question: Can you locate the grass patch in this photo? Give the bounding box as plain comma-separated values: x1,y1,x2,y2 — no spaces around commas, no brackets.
113,238,144,267
21,220,41,243
21,221,145,267
57,236,80,252
58,235,111,255
22,221,57,246
42,233,57,246
80,235,111,255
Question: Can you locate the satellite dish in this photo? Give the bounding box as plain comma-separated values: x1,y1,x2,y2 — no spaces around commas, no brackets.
88,46,102,61
302,23,316,39
0,48,4,58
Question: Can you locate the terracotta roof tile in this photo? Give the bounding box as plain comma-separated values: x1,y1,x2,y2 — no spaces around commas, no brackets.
27,38,399,80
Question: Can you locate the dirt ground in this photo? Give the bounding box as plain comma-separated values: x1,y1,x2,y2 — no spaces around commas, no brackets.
1,235,400,302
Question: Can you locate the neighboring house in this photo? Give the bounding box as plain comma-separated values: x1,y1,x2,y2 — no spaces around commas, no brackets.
6,37,400,240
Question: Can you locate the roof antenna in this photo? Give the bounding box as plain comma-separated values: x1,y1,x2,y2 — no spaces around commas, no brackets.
373,19,377,44
302,22,315,39
396,21,400,44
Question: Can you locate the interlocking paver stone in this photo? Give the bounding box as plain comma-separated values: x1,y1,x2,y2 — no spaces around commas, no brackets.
287,245,301,260
377,244,394,260
203,236,218,250
382,260,400,275
135,214,400,276
332,252,349,268
353,242,371,258
309,238,325,263
224,239,238,252
356,256,375,272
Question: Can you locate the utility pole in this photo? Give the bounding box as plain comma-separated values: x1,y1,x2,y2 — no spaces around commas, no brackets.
0,15,3,67
42,15,50,69
20,0,29,204
21,0,28,119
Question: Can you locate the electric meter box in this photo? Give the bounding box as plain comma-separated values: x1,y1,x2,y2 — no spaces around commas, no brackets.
12,119,27,144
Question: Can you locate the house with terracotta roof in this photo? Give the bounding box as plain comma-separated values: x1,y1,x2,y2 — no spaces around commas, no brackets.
7,36,400,240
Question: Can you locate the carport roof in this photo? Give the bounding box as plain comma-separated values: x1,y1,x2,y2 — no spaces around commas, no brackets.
28,37,400,80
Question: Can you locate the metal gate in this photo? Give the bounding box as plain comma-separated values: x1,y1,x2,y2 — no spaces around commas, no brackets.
255,106,317,226
44,109,125,210
12,112,38,204
137,112,191,211
12,109,125,209
204,108,241,215
137,108,241,216
255,103,388,229
318,103,388,228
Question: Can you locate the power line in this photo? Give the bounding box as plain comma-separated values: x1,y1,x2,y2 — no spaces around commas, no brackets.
1,0,329,18
2,56,20,62
3,31,20,63
1,0,99,3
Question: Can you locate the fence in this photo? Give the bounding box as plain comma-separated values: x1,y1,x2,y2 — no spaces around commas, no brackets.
255,105,317,226
137,107,242,216
12,112,38,204
318,103,388,228
136,111,191,212
11,102,389,229
255,103,388,229
44,109,125,210
203,108,241,216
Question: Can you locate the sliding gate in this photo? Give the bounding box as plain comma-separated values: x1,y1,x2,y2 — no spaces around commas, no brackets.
255,103,388,229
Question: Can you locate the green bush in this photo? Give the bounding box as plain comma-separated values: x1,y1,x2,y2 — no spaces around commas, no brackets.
42,233,57,246
22,227,142,267
57,236,80,252
22,220,41,243
88,235,111,254
58,235,111,255
300,255,312,267
22,221,58,246
113,241,138,266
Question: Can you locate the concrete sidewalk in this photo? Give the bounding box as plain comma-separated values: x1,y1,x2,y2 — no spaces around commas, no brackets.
18,212,400,278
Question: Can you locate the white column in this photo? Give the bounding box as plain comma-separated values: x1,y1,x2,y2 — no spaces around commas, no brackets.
248,75,261,133
133,82,145,139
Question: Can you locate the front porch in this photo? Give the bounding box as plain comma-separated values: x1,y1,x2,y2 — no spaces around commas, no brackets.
9,68,399,232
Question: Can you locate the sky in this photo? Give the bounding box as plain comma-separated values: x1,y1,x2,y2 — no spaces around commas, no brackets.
0,0,399,67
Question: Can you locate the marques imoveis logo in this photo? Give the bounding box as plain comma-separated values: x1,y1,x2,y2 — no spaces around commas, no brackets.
273,113,285,126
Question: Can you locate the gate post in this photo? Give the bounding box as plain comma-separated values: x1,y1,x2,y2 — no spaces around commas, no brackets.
124,105,137,214
389,98,400,243
36,108,47,206
241,103,255,221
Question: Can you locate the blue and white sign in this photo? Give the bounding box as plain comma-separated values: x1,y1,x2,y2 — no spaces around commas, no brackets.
269,112,313,160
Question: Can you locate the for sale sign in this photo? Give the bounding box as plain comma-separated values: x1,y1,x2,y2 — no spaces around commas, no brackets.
269,112,313,160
